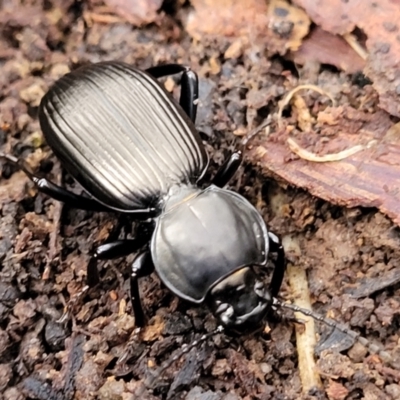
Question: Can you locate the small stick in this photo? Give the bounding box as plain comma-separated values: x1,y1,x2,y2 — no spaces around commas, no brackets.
286,263,322,393
43,161,63,280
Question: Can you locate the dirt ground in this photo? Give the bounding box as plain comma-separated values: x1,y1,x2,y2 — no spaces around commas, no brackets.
1,1,400,400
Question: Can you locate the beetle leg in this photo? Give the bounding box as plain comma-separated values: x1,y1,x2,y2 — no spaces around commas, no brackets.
0,152,111,211
211,151,243,188
87,240,152,327
179,68,198,122
32,179,114,212
130,251,154,327
1,152,156,217
145,64,199,122
267,231,286,298
87,239,149,287
59,239,149,323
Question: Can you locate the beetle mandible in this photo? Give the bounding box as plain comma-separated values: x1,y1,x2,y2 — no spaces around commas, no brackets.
3,61,286,334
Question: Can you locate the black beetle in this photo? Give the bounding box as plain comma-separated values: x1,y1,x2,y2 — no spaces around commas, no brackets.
2,61,285,334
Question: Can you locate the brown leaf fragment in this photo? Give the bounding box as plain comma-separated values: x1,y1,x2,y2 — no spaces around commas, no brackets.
293,0,400,117
103,0,163,26
292,27,366,73
249,109,400,226
326,380,349,400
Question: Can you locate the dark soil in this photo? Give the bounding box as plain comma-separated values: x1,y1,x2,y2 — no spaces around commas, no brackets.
1,1,400,400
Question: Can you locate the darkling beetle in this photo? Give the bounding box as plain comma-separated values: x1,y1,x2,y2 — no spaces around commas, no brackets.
2,61,285,334
1,62,394,391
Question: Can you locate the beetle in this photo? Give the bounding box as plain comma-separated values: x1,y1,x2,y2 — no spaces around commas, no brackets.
1,61,286,334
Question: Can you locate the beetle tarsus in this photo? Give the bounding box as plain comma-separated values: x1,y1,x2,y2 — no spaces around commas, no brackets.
0,151,118,212
130,251,154,327
93,239,149,260
36,178,114,212
34,178,157,217
211,150,243,188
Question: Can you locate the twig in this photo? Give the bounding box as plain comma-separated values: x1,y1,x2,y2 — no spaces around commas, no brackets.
287,137,377,162
43,161,63,280
286,261,322,393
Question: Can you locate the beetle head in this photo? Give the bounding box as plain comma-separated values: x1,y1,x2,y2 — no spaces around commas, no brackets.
207,267,272,334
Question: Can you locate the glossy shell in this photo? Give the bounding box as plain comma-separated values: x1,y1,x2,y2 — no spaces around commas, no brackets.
151,185,269,302
39,61,207,210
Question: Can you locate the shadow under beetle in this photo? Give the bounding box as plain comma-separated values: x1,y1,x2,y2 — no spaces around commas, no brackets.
4,61,286,333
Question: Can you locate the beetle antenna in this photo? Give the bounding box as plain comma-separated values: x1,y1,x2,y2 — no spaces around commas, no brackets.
241,118,271,146
144,325,224,390
273,298,392,364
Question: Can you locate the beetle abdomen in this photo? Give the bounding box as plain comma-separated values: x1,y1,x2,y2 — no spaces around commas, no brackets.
39,62,208,210
151,185,269,302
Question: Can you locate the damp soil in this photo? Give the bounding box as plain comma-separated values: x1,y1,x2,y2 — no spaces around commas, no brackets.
1,1,400,400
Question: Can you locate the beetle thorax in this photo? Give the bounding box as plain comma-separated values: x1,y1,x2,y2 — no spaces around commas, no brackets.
151,185,270,305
